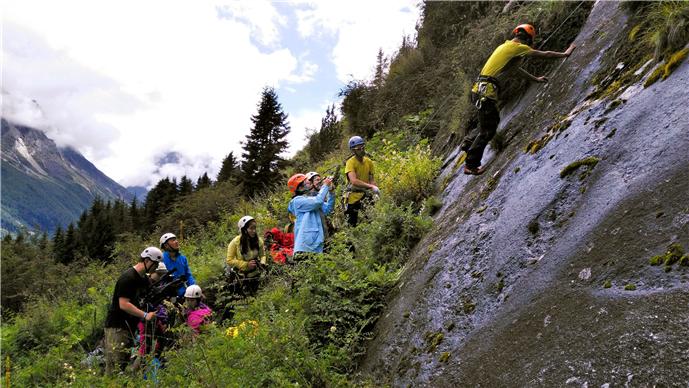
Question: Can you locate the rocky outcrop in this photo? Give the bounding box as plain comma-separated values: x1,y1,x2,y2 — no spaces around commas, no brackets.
360,2,689,386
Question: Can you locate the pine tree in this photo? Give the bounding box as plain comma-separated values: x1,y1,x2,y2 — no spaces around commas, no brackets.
62,223,78,263
308,104,341,163
52,226,65,262
373,48,387,89
144,177,179,231
241,87,290,197
216,152,241,184
130,196,142,234
179,175,194,196
195,173,212,191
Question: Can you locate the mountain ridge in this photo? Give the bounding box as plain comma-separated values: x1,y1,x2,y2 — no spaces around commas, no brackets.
1,118,134,234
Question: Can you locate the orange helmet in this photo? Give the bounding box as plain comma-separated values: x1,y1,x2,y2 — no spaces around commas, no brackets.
513,24,536,40
288,173,307,195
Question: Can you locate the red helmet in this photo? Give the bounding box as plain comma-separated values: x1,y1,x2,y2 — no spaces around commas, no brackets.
288,173,307,195
513,24,536,40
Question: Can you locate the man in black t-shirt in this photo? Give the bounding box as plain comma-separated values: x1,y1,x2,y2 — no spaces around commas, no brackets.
104,246,162,375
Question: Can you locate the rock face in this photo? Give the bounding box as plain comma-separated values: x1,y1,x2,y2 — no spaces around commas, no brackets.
360,2,689,386
1,118,133,234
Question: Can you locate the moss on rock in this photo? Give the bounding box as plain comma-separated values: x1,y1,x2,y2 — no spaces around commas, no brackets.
560,156,600,178
624,283,637,291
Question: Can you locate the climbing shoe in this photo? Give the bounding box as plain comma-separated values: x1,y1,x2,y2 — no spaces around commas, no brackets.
463,165,485,175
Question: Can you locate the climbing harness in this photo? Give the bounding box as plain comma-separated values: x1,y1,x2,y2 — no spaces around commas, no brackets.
473,75,501,109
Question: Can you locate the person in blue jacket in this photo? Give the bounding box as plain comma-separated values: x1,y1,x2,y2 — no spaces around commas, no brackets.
159,233,196,297
287,173,335,259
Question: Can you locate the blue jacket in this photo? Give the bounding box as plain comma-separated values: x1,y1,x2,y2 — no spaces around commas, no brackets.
288,185,335,253
162,251,196,297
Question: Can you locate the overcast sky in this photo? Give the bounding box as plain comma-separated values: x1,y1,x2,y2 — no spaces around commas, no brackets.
2,0,420,188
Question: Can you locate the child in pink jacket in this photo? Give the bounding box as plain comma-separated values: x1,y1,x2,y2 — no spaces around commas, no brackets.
184,285,212,333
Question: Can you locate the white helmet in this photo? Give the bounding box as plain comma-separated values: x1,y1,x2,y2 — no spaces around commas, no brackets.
305,171,320,181
140,247,163,262
159,233,177,248
237,215,255,232
184,284,203,299
155,262,168,274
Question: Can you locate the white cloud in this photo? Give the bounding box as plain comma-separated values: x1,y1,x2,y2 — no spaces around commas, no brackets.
2,0,420,189
295,1,421,82
2,0,305,188
216,0,288,47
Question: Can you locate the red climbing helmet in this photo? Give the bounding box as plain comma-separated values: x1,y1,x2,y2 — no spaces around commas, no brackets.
288,173,307,195
513,24,536,40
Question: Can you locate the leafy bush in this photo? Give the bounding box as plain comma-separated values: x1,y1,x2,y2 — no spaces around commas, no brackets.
371,133,442,208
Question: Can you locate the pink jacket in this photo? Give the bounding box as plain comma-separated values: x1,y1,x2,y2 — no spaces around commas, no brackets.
186,303,212,333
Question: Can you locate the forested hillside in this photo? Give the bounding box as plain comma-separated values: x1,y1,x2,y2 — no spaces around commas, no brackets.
2,1,688,386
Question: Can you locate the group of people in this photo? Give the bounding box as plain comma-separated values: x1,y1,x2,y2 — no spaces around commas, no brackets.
104,234,211,375
104,22,576,376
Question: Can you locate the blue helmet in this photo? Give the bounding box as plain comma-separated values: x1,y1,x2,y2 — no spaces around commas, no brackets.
348,136,365,149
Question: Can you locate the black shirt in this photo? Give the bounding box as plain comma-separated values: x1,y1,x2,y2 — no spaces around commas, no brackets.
105,267,150,330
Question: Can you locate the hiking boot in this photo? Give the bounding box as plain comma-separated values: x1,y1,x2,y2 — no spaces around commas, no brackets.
463,165,485,175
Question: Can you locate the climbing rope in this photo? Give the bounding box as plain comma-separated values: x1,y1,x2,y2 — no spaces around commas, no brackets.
537,1,586,50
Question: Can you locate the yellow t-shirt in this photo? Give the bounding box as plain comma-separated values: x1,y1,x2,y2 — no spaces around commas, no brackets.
345,155,374,204
471,40,532,100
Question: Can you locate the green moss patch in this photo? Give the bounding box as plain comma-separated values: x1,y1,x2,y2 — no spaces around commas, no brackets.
624,283,637,291
439,352,451,362
424,331,444,352
603,280,612,288
560,156,600,178
524,117,571,155
644,48,689,87
649,243,686,269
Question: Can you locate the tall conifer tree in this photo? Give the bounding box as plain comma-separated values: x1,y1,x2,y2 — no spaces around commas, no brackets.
241,87,290,197
179,175,194,196
216,152,241,184
195,173,212,191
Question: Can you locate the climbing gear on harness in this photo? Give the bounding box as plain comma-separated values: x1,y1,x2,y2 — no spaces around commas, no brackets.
288,174,307,195
473,75,501,109
237,215,255,232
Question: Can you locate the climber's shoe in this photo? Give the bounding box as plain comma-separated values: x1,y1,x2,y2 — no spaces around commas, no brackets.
463,165,485,175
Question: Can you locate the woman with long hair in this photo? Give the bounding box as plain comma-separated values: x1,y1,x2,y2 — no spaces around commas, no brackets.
226,215,266,294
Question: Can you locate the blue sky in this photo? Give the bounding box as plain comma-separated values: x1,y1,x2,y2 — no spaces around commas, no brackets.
2,1,420,188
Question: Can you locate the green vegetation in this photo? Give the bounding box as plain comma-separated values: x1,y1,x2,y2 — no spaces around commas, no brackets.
624,283,637,291
439,352,451,363
424,331,444,353
589,1,689,100
644,48,689,87
496,278,505,293
2,131,440,386
559,156,600,179
649,242,687,272
524,116,571,154
603,280,612,288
